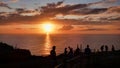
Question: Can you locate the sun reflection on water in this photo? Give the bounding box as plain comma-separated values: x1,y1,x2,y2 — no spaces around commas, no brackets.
44,33,51,55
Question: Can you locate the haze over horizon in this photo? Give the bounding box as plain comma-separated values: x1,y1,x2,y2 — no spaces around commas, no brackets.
0,0,120,34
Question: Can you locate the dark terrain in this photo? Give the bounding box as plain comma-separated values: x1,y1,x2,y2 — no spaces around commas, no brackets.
0,42,120,68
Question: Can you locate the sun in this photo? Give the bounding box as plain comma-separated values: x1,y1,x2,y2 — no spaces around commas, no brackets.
42,23,54,33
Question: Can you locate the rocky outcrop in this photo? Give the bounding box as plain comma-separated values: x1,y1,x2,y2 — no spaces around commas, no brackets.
0,42,31,62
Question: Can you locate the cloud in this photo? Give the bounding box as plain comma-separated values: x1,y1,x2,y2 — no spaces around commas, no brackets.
70,8,107,15
15,8,26,13
0,1,120,25
90,0,118,4
60,6,120,23
15,8,40,16
0,0,19,9
0,1,12,9
10,0,18,2
0,1,89,25
106,6,120,13
39,0,118,17
59,25,74,31
81,28,108,31
0,12,8,17
88,0,119,8
15,8,36,13
40,1,89,17
77,25,111,31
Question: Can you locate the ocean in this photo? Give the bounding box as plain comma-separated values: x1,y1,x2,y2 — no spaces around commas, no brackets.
0,34,120,56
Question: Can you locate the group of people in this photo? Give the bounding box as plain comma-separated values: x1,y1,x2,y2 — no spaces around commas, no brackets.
50,44,116,59
50,44,115,67
100,45,115,52
63,45,91,59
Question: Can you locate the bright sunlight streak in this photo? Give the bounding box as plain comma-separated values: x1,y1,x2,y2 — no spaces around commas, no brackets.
42,23,54,33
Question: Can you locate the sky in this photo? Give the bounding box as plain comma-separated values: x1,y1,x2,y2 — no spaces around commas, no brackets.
0,0,120,34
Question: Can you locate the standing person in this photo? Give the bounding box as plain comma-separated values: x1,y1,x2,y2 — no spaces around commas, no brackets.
63,48,68,68
84,45,91,68
74,44,80,56
63,47,68,62
84,45,91,56
68,46,74,59
105,45,108,52
100,45,104,52
64,48,68,56
50,46,57,67
112,45,115,51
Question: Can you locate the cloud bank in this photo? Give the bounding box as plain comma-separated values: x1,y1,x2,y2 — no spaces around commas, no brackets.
0,0,120,25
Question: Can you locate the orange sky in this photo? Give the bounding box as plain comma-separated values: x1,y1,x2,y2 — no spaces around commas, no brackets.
0,24,120,34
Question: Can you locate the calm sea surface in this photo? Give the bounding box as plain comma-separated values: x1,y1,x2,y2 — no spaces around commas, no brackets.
0,34,120,56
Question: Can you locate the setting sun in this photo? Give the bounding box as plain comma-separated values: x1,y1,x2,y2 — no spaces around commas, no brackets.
42,23,54,33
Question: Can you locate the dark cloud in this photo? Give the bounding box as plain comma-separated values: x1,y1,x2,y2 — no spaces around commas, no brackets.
78,28,109,31
37,0,118,17
0,1,120,25
40,1,88,17
59,25,74,31
70,8,107,15
15,8,38,15
0,2,12,9
84,28,108,31
69,6,120,23
0,1,88,25
15,8,25,13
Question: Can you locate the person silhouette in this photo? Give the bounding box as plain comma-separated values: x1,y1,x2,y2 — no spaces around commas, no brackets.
64,48,68,56
68,46,74,59
105,45,108,52
84,45,91,56
100,45,104,52
74,44,80,56
84,45,91,68
50,46,57,67
63,47,68,61
111,45,115,51
63,48,68,68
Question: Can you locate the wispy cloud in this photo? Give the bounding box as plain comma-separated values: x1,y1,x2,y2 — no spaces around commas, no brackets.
59,25,74,31
88,0,119,8
79,28,108,31
0,1,12,9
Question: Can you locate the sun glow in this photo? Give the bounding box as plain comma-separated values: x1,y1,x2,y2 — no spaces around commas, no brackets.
42,23,54,33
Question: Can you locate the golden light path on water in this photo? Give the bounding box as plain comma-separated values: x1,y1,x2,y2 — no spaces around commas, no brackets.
44,33,52,55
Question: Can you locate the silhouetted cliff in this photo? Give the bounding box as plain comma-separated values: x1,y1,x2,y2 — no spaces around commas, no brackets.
0,42,31,63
